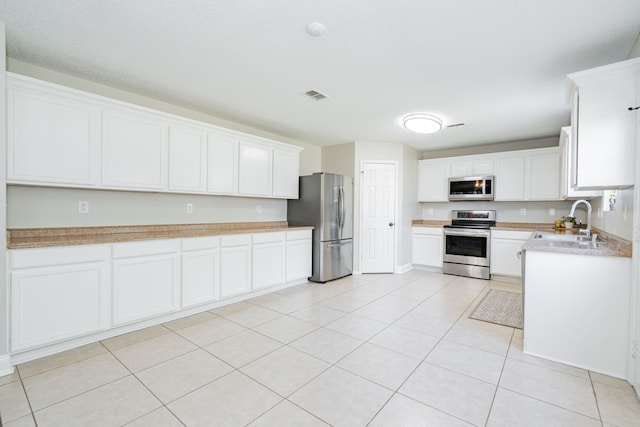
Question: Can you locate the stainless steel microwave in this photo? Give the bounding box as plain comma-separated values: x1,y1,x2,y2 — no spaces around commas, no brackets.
448,175,494,201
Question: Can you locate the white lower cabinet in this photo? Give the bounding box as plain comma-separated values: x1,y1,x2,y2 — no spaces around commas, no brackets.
9,245,109,352
181,236,220,308
220,234,252,297
252,232,286,290
8,230,311,360
524,250,631,377
112,240,180,326
411,227,443,268
286,230,312,282
490,230,532,278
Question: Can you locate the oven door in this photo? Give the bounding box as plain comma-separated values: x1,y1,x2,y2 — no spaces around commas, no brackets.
443,228,491,267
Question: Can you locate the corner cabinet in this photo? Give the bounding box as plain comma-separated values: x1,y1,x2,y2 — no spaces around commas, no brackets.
567,58,640,189
6,72,303,199
559,127,601,199
490,230,531,279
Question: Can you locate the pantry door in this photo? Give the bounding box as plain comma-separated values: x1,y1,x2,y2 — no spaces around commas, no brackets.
360,162,397,273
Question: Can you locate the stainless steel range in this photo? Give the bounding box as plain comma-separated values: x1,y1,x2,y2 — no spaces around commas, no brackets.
443,210,496,280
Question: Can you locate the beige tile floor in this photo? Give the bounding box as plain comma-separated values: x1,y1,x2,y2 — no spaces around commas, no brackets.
2,270,640,426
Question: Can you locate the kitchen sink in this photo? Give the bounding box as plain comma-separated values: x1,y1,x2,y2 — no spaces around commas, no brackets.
532,232,603,243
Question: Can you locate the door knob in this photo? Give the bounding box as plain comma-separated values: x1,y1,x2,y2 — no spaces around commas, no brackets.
389,222,394,227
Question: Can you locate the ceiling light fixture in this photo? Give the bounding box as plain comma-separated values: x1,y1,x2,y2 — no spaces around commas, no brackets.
403,113,443,134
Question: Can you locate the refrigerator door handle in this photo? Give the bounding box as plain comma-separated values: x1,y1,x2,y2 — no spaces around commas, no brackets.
327,241,350,248
338,186,345,236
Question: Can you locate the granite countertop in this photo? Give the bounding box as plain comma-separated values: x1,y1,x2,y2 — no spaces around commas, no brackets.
521,228,632,257
7,221,314,249
412,219,632,257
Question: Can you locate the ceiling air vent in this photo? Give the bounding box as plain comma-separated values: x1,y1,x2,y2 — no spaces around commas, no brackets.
305,90,328,101
446,123,465,128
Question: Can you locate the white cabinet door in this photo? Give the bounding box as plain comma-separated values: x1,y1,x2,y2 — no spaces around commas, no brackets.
9,244,109,352
208,132,238,194
449,158,494,177
494,156,525,201
252,232,286,290
272,149,300,199
112,240,179,325
411,227,443,268
417,160,449,202
559,127,601,199
568,59,639,189
182,236,220,308
10,262,108,352
286,234,312,282
238,141,272,197
220,234,252,297
7,75,100,186
526,149,561,200
169,125,207,193
102,110,169,190
490,231,531,277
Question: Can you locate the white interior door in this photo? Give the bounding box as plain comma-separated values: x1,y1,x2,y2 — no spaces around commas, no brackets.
360,162,396,273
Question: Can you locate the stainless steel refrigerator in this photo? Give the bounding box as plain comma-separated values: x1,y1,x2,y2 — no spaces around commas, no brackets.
287,172,353,283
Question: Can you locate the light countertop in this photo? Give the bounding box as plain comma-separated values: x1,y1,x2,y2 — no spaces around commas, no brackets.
7,222,314,249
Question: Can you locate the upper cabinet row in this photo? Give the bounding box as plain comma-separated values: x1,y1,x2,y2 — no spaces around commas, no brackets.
418,147,563,202
567,57,640,190
7,73,302,199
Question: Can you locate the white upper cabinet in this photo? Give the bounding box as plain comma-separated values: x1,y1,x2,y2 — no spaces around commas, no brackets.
559,127,601,199
494,156,525,201
272,148,300,199
7,74,100,187
238,141,273,197
102,109,169,190
449,158,494,177
6,73,302,199
526,148,562,200
567,58,640,189
207,131,238,195
417,159,449,202
169,125,208,193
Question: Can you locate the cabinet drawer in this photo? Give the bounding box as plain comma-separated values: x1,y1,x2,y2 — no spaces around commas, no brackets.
491,230,532,240
252,231,285,244
10,245,109,269
112,239,178,259
221,234,251,247
411,227,443,236
286,230,312,241
181,236,220,251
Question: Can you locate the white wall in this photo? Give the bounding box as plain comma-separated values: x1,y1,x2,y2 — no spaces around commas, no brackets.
400,145,421,269
7,186,286,228
321,142,355,177
421,200,577,224
6,60,319,227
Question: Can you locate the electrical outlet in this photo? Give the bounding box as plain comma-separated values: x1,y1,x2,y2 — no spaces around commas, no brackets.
428,208,434,215
548,208,556,216
632,340,638,358
256,205,262,214
520,208,527,216
186,203,193,214
78,201,89,214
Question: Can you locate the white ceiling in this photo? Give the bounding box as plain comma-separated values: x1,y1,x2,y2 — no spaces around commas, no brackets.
1,1,639,151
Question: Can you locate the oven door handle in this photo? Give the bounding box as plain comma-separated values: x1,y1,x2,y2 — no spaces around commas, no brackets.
444,229,491,237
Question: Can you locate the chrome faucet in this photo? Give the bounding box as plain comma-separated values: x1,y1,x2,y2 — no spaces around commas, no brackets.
568,199,592,236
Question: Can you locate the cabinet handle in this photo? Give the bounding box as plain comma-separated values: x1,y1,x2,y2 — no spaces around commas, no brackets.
628,106,640,111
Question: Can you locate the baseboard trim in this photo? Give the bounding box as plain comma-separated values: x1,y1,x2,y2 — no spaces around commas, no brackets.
395,263,413,274
0,354,14,377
